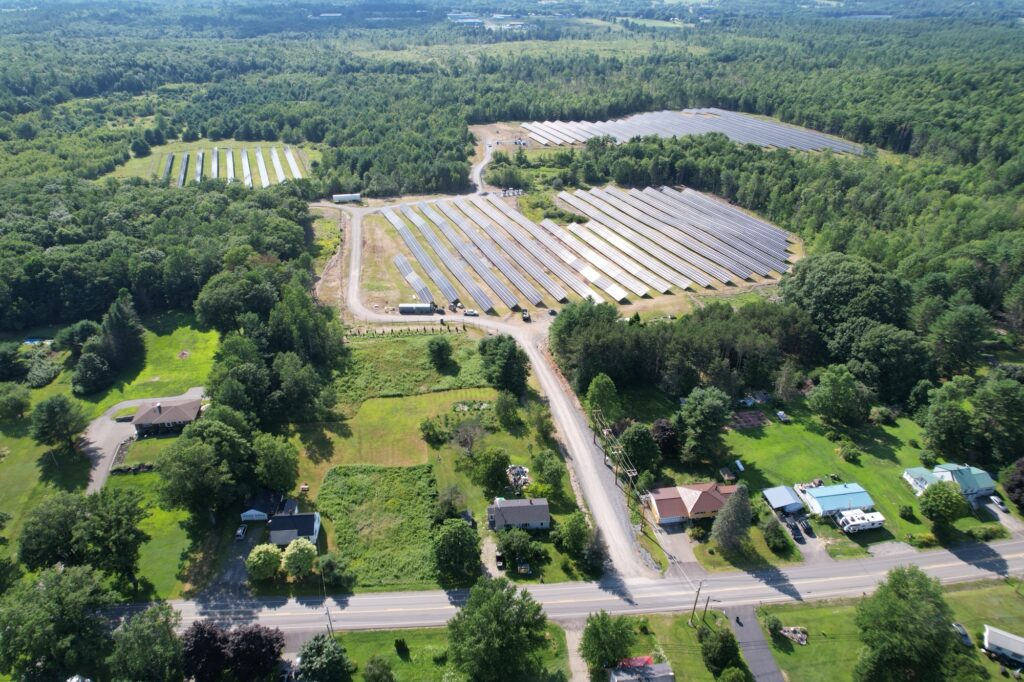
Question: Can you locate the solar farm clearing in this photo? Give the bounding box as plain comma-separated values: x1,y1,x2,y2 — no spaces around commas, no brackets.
108,140,318,186
523,107,863,154
370,185,797,316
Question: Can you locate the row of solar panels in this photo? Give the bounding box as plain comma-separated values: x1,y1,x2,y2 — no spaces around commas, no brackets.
160,147,304,188
384,186,792,312
524,108,862,155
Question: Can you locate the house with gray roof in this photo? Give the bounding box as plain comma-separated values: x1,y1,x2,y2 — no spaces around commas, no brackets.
132,399,202,436
487,498,549,531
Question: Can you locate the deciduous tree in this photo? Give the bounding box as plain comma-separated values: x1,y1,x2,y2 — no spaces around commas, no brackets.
30,394,89,450
0,382,30,420
246,543,283,581
478,335,529,396
433,518,481,586
620,422,660,473
807,364,872,426
678,387,733,463
283,538,318,579
224,624,285,681
586,373,622,422
918,481,968,527
447,577,549,682
254,432,299,493
427,336,452,369
297,633,355,682
579,610,636,670
108,603,183,682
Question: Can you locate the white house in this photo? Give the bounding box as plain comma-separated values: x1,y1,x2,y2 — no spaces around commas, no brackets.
902,467,939,496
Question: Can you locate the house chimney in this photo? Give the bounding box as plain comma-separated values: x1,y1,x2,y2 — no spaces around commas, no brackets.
155,403,162,414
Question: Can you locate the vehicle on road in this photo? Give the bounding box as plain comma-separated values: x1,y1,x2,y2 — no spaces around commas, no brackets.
464,309,479,317
952,623,972,647
991,496,1009,513
522,309,531,322
235,524,248,541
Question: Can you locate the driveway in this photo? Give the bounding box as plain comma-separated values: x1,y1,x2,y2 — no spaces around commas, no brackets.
81,387,205,493
980,499,1024,537
655,523,706,586
725,605,785,682
206,522,261,598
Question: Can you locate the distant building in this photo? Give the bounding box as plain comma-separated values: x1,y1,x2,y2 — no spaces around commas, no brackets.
802,483,875,517
131,399,202,436
648,483,737,525
762,486,804,514
984,625,1024,665
268,512,320,546
487,498,550,531
933,463,997,501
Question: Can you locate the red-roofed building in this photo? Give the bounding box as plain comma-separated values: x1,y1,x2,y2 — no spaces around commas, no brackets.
648,483,738,524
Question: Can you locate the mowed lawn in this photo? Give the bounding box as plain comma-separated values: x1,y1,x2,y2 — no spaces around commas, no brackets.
637,612,737,681
123,435,178,465
340,623,570,681
759,580,1024,681
105,473,190,599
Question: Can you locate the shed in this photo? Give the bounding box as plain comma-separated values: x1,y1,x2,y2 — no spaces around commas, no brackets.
487,498,550,531
762,486,804,514
984,625,1024,665
331,193,362,203
803,483,875,516
241,489,282,522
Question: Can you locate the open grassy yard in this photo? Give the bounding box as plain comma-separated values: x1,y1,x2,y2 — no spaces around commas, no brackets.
624,612,735,682
692,526,803,572
340,623,569,681
105,472,190,599
123,435,178,465
317,465,439,590
759,579,1024,681
334,333,487,412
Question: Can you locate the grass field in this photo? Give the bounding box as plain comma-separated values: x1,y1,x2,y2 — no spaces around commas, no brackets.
334,334,487,411
312,215,341,273
105,472,190,599
123,435,178,465
317,465,439,590
629,612,736,682
759,579,1024,681
340,623,570,680
107,138,319,184
692,525,803,572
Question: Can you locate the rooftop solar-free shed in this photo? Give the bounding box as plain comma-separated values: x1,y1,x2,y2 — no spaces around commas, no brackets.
762,486,804,514
803,483,875,516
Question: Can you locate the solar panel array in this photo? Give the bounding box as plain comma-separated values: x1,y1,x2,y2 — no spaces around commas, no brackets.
525,108,862,155
270,147,286,184
377,185,792,315
241,150,253,188
382,208,460,304
161,154,174,182
195,150,204,183
255,147,271,188
176,152,189,188
284,147,303,179
393,254,433,304
212,148,219,179
400,204,499,312
226,149,236,182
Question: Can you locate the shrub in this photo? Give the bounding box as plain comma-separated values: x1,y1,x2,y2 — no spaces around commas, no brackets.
760,517,790,554
919,450,938,468
835,439,862,464
824,430,841,442
898,505,915,521
762,613,782,637
688,525,708,543
245,544,282,581
906,532,939,548
283,538,318,579
908,438,921,449
419,416,450,447
869,405,895,425
968,525,1008,541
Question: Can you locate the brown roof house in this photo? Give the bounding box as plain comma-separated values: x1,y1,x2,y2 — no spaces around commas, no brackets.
487,498,550,531
131,399,202,436
648,483,738,525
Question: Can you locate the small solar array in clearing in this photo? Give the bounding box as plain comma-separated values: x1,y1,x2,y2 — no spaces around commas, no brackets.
382,186,794,313
523,108,863,155
160,146,305,188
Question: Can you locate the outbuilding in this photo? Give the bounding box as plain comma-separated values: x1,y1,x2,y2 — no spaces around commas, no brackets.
331,193,361,203
802,483,875,517
984,625,1024,665
762,486,804,514
240,490,282,522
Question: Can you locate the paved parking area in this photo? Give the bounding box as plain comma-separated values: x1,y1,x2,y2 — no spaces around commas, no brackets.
724,605,784,682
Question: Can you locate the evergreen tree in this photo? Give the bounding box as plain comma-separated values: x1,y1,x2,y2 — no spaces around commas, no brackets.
710,484,751,553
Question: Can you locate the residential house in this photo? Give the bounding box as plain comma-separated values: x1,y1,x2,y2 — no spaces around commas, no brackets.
268,512,320,546
902,467,939,496
132,399,202,436
648,483,737,525
801,483,875,517
933,463,997,502
608,657,675,682
487,498,550,531
984,625,1024,665
762,486,804,514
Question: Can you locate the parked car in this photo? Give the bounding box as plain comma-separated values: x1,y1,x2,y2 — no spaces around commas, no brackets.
991,496,1009,513
799,517,813,535
464,309,479,317
787,519,803,542
495,550,505,570
548,309,558,316
234,524,248,541
776,411,792,423
522,309,531,322
952,623,972,647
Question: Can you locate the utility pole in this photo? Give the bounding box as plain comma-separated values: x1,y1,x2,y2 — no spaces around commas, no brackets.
689,580,703,626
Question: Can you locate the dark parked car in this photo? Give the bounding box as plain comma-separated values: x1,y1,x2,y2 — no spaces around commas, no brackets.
952,623,972,647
